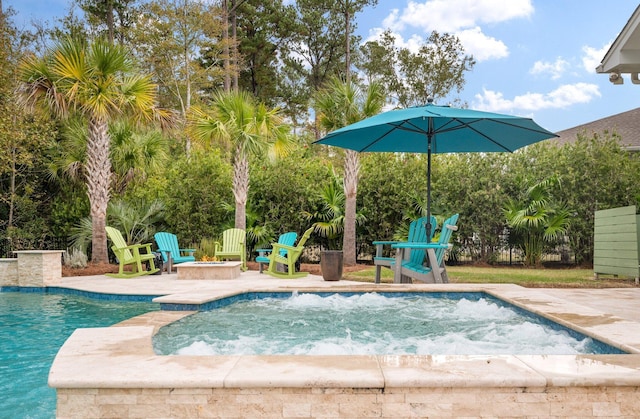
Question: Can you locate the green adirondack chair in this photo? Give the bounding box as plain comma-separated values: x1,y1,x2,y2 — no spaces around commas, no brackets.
105,226,159,278
154,232,196,273
265,227,314,278
391,213,459,284
373,215,437,284
214,228,247,271
255,231,298,273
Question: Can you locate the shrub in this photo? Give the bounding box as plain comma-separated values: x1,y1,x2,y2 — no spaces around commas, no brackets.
64,248,88,269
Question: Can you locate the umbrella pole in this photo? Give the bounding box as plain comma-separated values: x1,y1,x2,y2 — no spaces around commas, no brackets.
426,127,433,238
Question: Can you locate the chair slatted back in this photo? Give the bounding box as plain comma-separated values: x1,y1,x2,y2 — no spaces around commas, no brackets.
434,214,459,265
407,215,438,265
296,227,314,249
154,232,179,263
106,226,133,261
278,232,298,256
222,228,245,252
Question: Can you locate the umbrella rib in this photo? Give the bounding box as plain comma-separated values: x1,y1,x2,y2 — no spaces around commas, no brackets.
359,120,424,152
438,118,556,152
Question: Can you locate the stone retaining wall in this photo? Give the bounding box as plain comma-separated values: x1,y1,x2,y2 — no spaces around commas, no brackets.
0,258,18,286
56,385,640,418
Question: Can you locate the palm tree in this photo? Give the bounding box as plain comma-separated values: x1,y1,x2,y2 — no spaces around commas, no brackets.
504,175,571,266
189,90,292,231
19,37,167,263
48,118,169,196
314,77,385,265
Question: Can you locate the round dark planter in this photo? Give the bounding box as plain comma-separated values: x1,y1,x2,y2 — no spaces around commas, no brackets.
320,250,343,281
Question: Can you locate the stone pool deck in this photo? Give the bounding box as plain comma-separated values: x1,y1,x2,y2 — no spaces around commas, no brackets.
49,270,640,418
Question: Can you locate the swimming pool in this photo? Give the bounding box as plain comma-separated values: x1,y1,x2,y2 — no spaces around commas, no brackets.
0,291,158,419
153,292,624,356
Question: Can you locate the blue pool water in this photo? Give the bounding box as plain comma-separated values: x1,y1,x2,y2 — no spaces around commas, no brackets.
0,291,158,419
153,292,625,356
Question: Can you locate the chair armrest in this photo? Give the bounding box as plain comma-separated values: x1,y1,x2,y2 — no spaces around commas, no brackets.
256,248,272,257
372,240,398,245
121,243,153,256
271,243,300,253
179,248,196,255
139,243,154,253
391,242,449,250
122,243,152,251
157,247,172,257
373,240,399,257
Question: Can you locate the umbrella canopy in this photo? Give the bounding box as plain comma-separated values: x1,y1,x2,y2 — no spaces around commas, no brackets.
313,100,558,233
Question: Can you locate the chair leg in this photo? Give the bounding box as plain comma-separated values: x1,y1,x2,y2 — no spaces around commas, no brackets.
288,259,295,276
267,258,277,273
375,265,381,284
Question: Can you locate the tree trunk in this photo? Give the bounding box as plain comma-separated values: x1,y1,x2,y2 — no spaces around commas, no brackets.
106,0,114,43
222,0,231,92
342,149,359,266
183,40,192,157
231,0,238,91
345,7,350,83
8,144,15,228
86,118,112,263
233,148,248,231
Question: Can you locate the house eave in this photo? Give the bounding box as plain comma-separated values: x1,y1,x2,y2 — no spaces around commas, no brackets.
597,5,640,83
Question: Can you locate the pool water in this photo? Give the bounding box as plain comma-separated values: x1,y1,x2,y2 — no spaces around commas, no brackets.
153,292,620,356
0,292,158,419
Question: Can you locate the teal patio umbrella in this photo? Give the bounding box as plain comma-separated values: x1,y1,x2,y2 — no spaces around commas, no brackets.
313,99,558,234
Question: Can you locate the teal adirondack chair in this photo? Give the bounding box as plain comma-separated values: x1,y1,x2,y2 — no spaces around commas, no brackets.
373,215,437,284
391,213,459,284
265,227,314,278
154,232,195,272
214,228,247,271
255,231,298,273
105,226,159,278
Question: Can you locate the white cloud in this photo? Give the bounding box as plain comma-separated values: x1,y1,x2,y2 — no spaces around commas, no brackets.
373,0,533,62
364,27,426,54
582,43,611,74
390,0,534,33
382,8,402,32
456,27,509,61
529,58,570,80
473,83,601,112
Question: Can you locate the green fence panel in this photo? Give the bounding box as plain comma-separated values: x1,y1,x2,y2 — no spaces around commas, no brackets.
593,205,640,279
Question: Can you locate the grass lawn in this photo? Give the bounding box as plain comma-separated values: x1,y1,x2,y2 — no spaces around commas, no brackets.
342,265,638,288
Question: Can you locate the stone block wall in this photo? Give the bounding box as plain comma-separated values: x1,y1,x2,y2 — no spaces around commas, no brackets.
0,259,18,286
14,250,64,286
55,385,640,418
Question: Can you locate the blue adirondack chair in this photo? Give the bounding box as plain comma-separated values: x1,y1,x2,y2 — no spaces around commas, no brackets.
255,231,298,273
373,215,437,284
154,232,196,273
391,213,459,284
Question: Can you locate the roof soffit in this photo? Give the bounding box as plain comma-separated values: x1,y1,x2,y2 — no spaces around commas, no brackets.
597,5,640,74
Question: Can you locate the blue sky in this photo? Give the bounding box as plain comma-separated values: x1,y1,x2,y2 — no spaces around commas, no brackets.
5,0,639,132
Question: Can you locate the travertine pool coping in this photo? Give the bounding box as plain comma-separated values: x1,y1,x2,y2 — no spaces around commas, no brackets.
46,272,640,417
